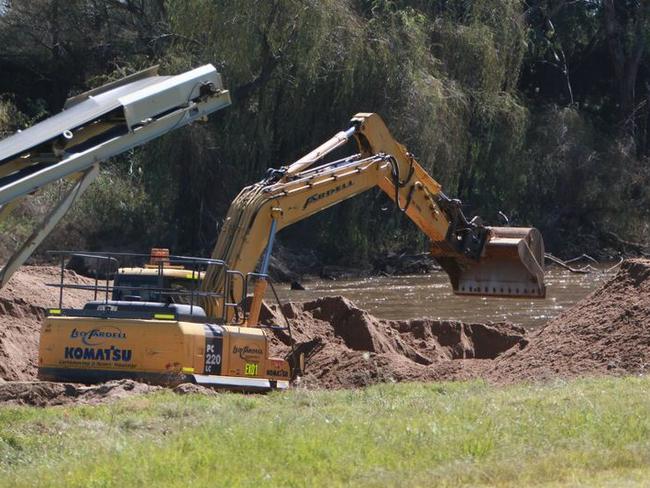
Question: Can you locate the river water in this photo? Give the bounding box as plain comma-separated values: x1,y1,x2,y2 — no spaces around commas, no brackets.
273,266,615,329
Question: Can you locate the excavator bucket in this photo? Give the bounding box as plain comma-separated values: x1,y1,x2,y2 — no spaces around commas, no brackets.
439,227,546,298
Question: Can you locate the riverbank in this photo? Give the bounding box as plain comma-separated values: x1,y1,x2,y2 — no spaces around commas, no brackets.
259,258,650,388
0,259,648,397
272,265,612,328
2,260,650,486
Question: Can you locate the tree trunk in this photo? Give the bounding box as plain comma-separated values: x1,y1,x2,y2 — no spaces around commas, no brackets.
603,0,647,136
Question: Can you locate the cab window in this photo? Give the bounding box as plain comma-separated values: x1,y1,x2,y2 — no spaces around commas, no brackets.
112,274,201,303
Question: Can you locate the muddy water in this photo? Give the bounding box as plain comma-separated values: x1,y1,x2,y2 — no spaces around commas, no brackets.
273,266,616,329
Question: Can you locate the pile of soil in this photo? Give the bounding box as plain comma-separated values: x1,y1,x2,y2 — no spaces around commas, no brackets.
489,258,650,382
261,296,526,388
0,259,648,404
0,266,96,381
262,258,650,387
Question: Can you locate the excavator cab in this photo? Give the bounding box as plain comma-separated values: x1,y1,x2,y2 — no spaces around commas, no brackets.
112,249,206,303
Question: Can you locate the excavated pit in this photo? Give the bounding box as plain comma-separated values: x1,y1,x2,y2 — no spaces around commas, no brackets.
260,296,526,388
0,260,649,404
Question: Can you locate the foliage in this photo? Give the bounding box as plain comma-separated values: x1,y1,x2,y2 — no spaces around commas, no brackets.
0,99,23,136
46,164,165,251
0,0,649,263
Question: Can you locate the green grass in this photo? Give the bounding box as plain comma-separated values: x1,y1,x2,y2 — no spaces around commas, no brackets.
1,377,650,487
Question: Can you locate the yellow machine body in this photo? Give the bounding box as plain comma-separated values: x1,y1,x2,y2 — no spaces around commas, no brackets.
38,315,290,390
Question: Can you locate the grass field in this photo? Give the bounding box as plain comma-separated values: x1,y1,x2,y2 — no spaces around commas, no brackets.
1,377,650,487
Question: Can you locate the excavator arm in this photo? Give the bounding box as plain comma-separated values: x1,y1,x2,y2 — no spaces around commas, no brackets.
202,113,545,321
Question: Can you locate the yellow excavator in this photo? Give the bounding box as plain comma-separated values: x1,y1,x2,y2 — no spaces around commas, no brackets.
38,113,545,390
203,112,545,326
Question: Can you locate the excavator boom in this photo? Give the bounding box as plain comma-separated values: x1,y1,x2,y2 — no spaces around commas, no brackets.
202,113,545,320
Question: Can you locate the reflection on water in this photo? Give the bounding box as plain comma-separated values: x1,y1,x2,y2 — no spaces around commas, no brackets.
273,267,615,329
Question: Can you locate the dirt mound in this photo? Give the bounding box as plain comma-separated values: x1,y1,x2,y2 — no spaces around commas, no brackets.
0,379,161,406
0,266,96,381
264,260,650,387
173,383,219,396
262,296,525,388
1,260,649,400
490,259,650,382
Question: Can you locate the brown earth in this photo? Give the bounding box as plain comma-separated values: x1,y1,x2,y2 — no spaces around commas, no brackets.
488,258,650,383
0,266,97,382
0,379,161,406
260,297,526,388
0,260,649,405
262,259,650,387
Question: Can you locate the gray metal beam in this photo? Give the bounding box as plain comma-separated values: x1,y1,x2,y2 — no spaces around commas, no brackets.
0,64,232,289
0,90,231,206
0,164,99,288
0,64,227,166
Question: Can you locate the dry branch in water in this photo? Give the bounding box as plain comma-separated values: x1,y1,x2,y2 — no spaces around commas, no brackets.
545,253,592,274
